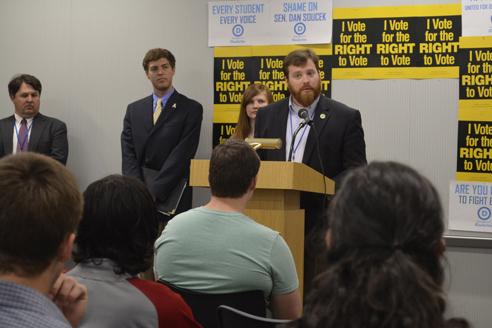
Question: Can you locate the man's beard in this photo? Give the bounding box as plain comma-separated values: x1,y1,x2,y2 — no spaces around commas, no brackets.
289,82,321,107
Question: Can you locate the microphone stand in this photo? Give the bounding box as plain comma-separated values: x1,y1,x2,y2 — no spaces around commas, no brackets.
287,120,311,162
309,122,328,209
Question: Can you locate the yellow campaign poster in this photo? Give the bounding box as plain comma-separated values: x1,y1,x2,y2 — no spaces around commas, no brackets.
332,4,461,80
213,44,332,145
456,36,492,181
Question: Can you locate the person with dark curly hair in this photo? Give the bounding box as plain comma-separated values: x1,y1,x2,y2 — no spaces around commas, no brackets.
286,162,469,328
69,175,200,328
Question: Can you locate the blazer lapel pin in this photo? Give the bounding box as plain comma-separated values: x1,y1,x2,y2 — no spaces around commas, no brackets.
171,103,177,110
320,113,326,120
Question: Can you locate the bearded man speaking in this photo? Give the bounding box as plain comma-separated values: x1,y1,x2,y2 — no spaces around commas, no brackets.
254,48,367,293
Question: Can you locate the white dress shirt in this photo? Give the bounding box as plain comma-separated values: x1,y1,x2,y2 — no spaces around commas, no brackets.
12,113,33,153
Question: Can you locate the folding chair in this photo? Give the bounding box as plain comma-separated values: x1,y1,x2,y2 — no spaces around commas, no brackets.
217,305,292,328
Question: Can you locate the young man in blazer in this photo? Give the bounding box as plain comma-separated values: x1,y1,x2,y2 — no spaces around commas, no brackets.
121,48,203,217
254,48,367,293
0,74,68,165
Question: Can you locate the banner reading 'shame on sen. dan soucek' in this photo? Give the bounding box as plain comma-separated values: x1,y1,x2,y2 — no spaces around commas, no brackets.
213,44,332,146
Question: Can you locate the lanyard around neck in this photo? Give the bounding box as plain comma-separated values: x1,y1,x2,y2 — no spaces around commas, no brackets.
288,109,311,161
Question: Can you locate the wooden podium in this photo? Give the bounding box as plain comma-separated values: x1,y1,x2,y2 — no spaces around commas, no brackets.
189,160,334,296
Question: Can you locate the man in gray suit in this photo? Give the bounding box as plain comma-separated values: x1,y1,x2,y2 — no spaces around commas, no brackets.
0,74,68,164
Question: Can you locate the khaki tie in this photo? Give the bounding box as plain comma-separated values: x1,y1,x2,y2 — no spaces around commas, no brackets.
153,99,162,124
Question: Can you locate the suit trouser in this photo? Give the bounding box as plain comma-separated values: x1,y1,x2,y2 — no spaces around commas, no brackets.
302,201,330,298
140,213,169,281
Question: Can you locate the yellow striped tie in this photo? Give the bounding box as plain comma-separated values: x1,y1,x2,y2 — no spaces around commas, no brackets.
153,99,162,124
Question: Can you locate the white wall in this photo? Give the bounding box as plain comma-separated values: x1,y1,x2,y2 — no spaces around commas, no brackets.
0,0,213,191
1,0,491,327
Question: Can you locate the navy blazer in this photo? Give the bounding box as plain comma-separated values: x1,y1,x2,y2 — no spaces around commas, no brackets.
255,95,367,231
121,90,203,210
0,113,68,165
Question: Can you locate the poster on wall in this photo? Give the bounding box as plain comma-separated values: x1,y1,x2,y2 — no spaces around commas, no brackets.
449,181,492,232
332,4,461,80
462,0,492,36
456,36,492,182
212,44,332,146
208,0,332,46
452,36,492,232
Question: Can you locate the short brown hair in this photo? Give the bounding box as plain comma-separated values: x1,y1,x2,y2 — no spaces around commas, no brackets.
142,48,176,72
0,153,83,276
283,48,320,78
8,74,42,97
209,139,260,198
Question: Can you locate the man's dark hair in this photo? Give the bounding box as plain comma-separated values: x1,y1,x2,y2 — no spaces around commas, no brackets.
0,153,82,277
72,175,159,276
283,48,320,78
209,139,260,198
8,74,42,97
142,48,176,72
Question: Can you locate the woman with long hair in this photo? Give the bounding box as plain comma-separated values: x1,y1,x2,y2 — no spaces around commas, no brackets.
231,83,273,140
288,162,469,328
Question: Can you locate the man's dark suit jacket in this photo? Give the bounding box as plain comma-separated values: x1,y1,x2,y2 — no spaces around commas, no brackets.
255,95,367,232
0,113,68,165
121,90,203,214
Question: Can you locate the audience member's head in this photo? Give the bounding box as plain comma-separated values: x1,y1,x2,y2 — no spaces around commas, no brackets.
0,152,82,278
233,83,273,139
292,161,468,328
209,139,260,198
73,174,158,276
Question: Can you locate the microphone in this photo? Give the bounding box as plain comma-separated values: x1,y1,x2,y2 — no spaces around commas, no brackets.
298,108,313,125
287,109,311,162
287,108,313,162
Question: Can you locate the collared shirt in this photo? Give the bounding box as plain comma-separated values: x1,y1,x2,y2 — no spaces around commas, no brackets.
12,113,34,154
0,280,70,328
68,259,201,328
152,87,175,113
285,95,320,162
